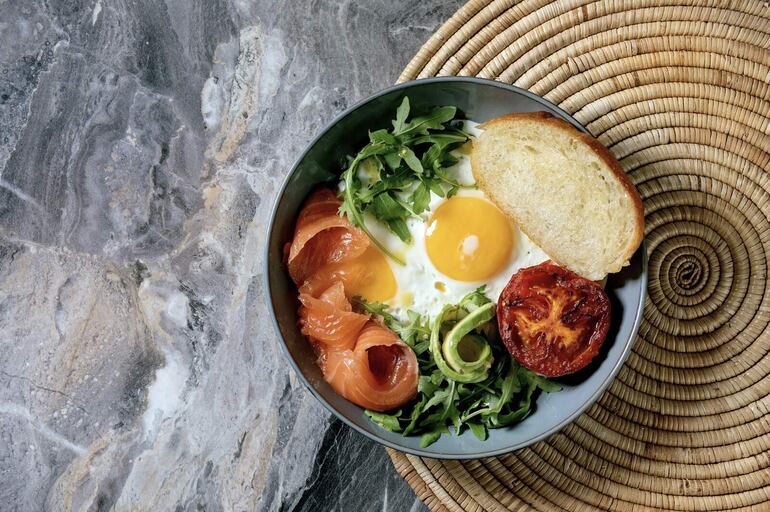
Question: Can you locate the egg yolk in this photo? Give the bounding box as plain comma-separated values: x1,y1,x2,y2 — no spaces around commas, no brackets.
425,196,513,281
345,246,397,302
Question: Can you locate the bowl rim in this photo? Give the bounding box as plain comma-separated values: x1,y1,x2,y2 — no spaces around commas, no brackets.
265,76,648,459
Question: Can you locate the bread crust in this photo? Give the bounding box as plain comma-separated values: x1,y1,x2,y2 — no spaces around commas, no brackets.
475,111,644,275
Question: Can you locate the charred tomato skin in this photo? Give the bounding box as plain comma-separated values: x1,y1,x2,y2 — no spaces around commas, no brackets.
497,261,611,377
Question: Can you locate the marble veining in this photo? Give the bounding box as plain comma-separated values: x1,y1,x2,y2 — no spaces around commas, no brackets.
0,0,463,510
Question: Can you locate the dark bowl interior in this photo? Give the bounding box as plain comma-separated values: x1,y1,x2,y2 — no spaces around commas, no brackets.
266,77,647,459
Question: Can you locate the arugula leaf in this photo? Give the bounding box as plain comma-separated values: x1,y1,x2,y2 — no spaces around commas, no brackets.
494,381,537,426
418,375,438,397
356,168,412,203
337,96,469,266
529,372,562,393
386,218,411,243
395,106,457,137
462,365,518,421
448,401,462,432
398,310,430,347
365,410,402,432
412,130,469,148
369,193,415,243
369,129,397,145
403,396,426,436
420,425,448,448
392,97,410,134
424,177,446,197
382,151,402,171
439,152,460,169
400,147,423,173
468,422,488,442
371,192,411,222
353,299,400,331
424,386,453,412
458,285,491,311
409,182,431,215
421,144,442,171
340,151,404,264
412,339,430,356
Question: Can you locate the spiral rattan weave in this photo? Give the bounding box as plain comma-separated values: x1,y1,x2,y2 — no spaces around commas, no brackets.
387,1,770,510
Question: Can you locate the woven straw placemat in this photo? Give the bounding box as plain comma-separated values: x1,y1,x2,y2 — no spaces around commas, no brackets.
387,1,770,510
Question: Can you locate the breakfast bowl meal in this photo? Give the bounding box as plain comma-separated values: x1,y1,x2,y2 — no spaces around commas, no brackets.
266,77,647,459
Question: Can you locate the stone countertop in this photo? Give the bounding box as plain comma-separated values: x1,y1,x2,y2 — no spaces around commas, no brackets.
0,1,463,510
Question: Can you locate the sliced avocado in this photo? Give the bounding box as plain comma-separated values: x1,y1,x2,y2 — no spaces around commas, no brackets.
430,303,495,384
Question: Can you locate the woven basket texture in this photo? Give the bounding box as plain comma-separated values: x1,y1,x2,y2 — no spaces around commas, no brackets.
387,1,770,510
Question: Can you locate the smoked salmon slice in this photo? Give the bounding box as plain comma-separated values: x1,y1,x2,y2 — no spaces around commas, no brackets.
321,322,419,412
286,188,418,412
299,282,369,350
286,189,368,284
298,253,373,298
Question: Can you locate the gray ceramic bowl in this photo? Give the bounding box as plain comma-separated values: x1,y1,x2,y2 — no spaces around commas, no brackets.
266,77,647,459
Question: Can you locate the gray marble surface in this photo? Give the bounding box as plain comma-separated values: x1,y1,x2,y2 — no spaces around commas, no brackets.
0,1,464,510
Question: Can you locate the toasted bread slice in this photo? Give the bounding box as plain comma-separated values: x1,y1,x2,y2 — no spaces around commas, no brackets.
471,112,644,281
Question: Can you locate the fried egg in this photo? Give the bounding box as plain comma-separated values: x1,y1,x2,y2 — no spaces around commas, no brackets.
345,121,550,321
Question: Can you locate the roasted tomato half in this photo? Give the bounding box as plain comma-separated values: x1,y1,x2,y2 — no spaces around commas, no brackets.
497,261,611,377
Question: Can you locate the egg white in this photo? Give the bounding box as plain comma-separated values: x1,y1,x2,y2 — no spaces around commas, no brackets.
348,121,550,321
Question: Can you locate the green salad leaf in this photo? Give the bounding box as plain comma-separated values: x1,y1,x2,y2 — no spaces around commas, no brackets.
358,288,561,447
364,410,402,432
339,97,470,265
